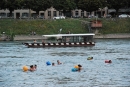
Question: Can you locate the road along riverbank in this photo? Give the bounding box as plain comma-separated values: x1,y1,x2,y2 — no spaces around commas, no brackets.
14,35,43,41
13,33,130,41
94,33,130,39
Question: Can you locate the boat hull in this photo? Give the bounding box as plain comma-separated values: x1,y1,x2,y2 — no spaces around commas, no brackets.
23,42,95,48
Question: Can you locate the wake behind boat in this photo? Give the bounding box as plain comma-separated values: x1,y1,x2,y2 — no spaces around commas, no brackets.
23,33,95,48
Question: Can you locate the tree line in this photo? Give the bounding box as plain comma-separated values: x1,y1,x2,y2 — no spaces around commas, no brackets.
0,0,130,17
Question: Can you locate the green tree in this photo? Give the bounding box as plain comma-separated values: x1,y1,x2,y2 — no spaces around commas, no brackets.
31,0,52,15
23,0,33,9
22,0,52,18
126,0,130,8
0,0,6,9
22,0,35,18
4,0,23,17
78,0,106,13
53,0,76,16
106,0,127,16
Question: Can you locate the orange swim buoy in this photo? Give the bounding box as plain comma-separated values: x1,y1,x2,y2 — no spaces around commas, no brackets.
105,60,112,63
23,66,28,72
74,65,79,69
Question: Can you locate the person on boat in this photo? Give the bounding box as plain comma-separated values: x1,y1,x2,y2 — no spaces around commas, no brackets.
57,60,62,65
66,31,70,34
33,39,37,43
42,40,45,44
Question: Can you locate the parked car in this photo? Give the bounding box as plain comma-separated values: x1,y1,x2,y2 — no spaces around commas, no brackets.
53,16,65,19
38,16,44,19
101,14,112,18
128,15,130,17
72,15,80,18
19,16,28,19
106,14,112,18
119,14,129,18
88,15,94,18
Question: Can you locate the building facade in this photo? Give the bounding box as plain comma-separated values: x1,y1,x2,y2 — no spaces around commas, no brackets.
0,7,108,19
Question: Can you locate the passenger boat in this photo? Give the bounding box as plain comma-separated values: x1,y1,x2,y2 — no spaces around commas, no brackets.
23,33,95,48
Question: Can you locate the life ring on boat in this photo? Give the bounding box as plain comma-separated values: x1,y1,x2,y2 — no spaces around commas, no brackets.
105,60,112,63
46,61,51,65
23,66,28,72
87,57,93,60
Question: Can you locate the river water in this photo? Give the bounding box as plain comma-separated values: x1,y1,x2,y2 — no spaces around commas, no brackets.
0,39,130,87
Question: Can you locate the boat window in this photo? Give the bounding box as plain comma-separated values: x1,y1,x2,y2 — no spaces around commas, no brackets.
62,36,84,43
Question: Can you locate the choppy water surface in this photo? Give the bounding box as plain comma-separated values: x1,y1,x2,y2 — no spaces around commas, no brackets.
0,39,130,87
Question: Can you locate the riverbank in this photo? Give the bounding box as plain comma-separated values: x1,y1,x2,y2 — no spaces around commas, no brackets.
93,33,130,39
0,19,130,36
13,33,130,41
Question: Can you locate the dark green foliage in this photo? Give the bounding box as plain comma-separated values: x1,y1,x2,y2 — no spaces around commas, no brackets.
0,19,87,35
4,0,24,17
106,0,128,16
31,0,52,14
78,0,107,12
53,0,76,15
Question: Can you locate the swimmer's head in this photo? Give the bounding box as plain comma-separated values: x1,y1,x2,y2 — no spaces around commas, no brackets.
78,64,82,67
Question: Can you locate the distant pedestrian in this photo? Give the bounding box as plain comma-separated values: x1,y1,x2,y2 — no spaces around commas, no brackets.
33,31,36,35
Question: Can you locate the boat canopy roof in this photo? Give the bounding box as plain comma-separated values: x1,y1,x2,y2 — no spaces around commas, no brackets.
42,33,95,37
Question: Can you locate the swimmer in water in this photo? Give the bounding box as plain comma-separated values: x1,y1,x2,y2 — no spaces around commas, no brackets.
77,64,82,72
34,64,37,70
29,65,35,71
57,60,62,65
52,63,55,66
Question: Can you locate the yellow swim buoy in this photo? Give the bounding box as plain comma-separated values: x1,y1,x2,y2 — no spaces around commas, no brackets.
23,66,28,72
74,65,79,69
87,57,93,60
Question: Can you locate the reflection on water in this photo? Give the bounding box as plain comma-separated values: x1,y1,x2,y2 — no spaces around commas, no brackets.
0,39,130,87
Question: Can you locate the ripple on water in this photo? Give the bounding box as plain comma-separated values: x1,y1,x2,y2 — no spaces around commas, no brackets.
0,39,130,87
